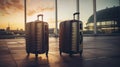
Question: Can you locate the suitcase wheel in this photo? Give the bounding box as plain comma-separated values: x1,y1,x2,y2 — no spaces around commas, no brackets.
27,53,30,56
46,51,48,57
27,52,30,56
60,51,62,56
35,54,38,58
59,49,62,56
79,50,83,56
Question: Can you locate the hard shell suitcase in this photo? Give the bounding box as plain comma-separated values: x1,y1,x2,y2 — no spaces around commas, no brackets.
59,13,83,56
26,14,49,57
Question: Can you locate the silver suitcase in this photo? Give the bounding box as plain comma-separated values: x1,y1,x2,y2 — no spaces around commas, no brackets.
26,14,49,57
59,13,83,56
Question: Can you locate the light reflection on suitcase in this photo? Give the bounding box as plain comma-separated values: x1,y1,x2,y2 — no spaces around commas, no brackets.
59,13,83,56
26,14,49,58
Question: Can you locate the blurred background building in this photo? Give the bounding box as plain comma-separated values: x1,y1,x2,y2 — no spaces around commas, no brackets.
85,6,120,34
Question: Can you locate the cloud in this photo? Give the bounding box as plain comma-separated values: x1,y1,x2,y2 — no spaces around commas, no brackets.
27,7,54,16
0,0,23,16
0,0,54,16
27,1,54,16
27,9,36,16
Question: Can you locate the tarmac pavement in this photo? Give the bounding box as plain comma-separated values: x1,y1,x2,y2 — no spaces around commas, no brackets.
0,36,120,67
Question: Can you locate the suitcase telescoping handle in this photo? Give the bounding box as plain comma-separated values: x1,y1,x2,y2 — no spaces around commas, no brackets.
37,14,43,21
73,12,79,20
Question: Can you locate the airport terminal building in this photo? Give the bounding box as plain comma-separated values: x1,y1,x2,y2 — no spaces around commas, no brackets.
85,6,120,34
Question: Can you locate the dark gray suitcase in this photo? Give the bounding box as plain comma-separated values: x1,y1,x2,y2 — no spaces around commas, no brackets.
26,14,49,57
59,13,83,56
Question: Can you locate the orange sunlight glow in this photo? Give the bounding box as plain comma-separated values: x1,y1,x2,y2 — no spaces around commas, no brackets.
0,12,24,30
26,0,55,28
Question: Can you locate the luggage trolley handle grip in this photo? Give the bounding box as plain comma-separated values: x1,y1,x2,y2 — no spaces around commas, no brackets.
73,12,79,20
37,14,43,21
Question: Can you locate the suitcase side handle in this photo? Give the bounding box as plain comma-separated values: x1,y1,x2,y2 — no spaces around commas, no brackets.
37,14,43,21
73,12,79,20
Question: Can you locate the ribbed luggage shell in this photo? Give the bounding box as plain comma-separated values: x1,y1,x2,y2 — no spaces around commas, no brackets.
26,15,49,57
59,20,83,56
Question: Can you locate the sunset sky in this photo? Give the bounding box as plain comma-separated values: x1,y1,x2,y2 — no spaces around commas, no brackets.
0,0,119,30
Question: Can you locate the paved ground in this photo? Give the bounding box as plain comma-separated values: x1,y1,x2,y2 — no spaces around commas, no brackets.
0,36,120,67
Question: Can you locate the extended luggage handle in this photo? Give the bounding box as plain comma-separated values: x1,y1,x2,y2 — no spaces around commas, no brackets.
37,14,43,21
73,12,79,20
